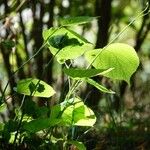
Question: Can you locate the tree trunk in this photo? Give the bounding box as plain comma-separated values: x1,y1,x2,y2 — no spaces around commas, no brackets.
95,0,112,48
85,0,113,110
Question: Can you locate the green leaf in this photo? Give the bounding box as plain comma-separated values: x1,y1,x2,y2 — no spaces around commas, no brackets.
0,123,4,131
0,103,7,112
50,98,96,127
42,27,58,41
23,118,60,133
17,78,56,98
22,98,48,118
1,40,15,49
60,16,97,26
63,68,114,79
48,33,69,49
83,78,115,94
50,104,62,120
68,140,86,150
85,43,139,84
43,27,93,64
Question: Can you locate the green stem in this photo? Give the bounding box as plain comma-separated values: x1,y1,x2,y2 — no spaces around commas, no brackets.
13,95,26,146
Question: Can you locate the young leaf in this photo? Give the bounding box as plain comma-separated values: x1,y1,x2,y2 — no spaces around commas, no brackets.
60,16,97,26
43,27,93,64
83,78,115,94
51,98,96,127
17,78,56,98
68,140,86,150
85,43,139,84
63,68,114,79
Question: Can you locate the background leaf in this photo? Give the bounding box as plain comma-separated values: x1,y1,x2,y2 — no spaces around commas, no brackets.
1,40,15,49
68,140,86,150
85,43,139,84
0,103,7,113
60,16,97,26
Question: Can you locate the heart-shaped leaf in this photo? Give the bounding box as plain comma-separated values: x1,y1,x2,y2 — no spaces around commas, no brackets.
85,43,139,84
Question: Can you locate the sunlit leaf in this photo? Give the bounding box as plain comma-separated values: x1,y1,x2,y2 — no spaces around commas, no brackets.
63,68,114,79
17,78,56,98
43,27,93,64
50,98,96,127
42,27,58,41
85,43,139,84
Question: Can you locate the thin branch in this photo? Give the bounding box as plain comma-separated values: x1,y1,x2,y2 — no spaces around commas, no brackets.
134,2,150,51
